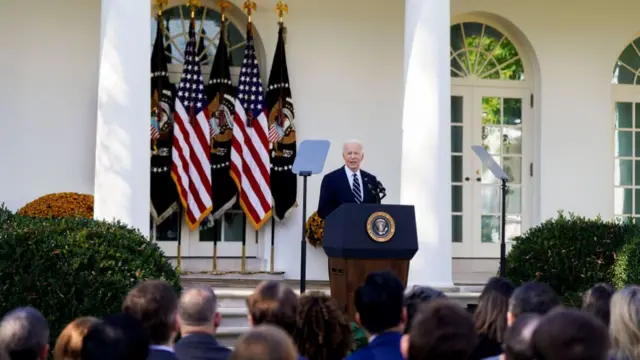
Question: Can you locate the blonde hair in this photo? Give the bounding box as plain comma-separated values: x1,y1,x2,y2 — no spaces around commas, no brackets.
53,317,100,360
230,325,297,360
609,286,640,360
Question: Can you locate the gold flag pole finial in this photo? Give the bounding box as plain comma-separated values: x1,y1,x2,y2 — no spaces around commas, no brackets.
275,1,288,24
218,0,230,21
187,0,201,18
243,0,257,23
156,0,168,16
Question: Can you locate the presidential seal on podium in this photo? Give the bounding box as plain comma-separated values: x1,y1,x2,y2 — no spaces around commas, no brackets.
366,211,396,242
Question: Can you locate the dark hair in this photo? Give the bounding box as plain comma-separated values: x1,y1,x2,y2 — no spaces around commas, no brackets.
532,308,608,360
408,299,476,360
81,313,149,360
354,271,405,334
503,313,540,360
296,292,352,360
178,287,217,327
246,281,299,338
474,277,515,342
121,280,178,345
509,282,560,318
582,283,615,326
231,325,297,360
0,307,49,360
404,286,446,333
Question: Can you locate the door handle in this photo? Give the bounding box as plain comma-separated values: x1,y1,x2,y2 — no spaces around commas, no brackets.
476,177,481,182
465,177,470,181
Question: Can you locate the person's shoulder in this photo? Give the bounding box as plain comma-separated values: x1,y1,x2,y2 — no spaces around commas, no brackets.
361,169,377,180
324,167,344,179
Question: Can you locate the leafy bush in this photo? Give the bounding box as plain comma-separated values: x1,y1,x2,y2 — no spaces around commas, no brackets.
0,205,181,348
505,212,638,305
612,235,640,289
17,192,93,219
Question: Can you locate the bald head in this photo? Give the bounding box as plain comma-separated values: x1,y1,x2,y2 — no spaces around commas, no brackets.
342,139,364,171
178,287,217,327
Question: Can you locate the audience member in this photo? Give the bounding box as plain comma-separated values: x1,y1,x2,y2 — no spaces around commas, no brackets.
502,313,540,360
296,292,352,360
609,286,640,360
174,287,230,360
403,286,446,333
122,280,179,360
468,277,515,360
532,308,608,360
246,281,299,339
401,299,476,360
507,281,560,326
582,283,615,326
0,307,49,360
347,271,406,360
230,325,297,360
81,312,149,360
54,317,100,360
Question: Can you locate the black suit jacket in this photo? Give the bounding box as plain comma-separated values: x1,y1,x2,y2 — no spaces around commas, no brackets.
148,348,180,360
174,333,231,360
317,167,379,219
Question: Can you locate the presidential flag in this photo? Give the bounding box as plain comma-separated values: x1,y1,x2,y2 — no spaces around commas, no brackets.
266,24,297,220
230,22,272,230
204,18,238,221
150,16,179,224
170,17,213,230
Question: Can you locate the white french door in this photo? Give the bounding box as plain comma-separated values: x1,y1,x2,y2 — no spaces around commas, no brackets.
452,86,532,258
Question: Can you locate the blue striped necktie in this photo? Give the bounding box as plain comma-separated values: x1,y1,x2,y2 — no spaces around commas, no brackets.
352,173,362,203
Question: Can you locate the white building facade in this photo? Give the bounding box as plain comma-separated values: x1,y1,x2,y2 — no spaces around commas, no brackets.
1,0,640,286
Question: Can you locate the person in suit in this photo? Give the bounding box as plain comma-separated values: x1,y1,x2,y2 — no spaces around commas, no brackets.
122,280,180,360
346,271,406,360
317,139,380,220
174,287,231,360
81,313,150,360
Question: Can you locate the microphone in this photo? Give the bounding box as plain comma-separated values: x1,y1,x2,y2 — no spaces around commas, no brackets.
365,177,380,204
376,180,387,201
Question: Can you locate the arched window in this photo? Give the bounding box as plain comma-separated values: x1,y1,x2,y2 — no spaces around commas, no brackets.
150,5,246,67
450,22,525,80
613,36,640,221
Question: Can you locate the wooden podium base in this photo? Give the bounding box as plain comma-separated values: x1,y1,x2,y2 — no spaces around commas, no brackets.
328,257,409,322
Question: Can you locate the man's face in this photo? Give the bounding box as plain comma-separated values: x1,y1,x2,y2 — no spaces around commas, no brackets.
343,143,364,171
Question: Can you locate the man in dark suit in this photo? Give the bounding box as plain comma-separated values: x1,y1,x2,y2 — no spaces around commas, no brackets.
174,287,231,360
317,139,380,219
122,280,180,360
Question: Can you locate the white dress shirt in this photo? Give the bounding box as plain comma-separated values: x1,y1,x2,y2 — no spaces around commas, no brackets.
344,165,364,200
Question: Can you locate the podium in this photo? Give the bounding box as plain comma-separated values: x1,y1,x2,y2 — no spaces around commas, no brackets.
322,203,418,321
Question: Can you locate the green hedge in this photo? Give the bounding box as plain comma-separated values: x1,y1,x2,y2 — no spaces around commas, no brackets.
505,212,638,306
0,206,181,348
612,235,640,289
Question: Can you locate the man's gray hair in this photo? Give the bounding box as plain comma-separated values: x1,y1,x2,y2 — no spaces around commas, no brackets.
0,307,49,359
343,139,364,153
178,287,218,327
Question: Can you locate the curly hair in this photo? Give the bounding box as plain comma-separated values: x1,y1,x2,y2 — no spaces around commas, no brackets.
295,292,352,360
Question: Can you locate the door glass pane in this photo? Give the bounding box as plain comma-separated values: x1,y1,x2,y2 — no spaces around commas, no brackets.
503,157,522,184
451,126,463,153
482,97,501,125
616,102,633,128
482,126,501,154
616,131,633,157
452,215,463,243
506,215,522,240
503,98,522,125
615,159,633,186
614,188,633,215
155,212,180,241
452,185,463,213
452,155,463,183
481,186,500,213
506,187,522,214
503,128,522,154
481,215,500,243
451,96,463,123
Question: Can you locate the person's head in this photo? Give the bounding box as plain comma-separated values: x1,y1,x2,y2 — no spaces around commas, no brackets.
178,287,221,335
404,286,446,333
508,282,559,326
474,276,515,343
230,325,297,360
296,292,352,360
354,271,406,335
0,307,49,360
582,283,615,326
53,317,100,360
401,299,476,360
532,308,608,360
342,139,364,171
609,285,640,360
81,313,149,360
502,313,541,360
246,281,299,338
121,280,179,345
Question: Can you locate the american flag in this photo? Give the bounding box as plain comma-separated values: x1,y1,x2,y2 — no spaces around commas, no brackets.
170,18,213,230
151,124,160,140
230,24,272,229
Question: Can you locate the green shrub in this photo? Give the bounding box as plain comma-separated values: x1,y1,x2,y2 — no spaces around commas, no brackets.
505,211,638,305
0,206,181,349
612,235,640,289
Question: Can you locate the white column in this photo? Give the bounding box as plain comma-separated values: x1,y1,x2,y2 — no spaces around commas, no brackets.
93,0,151,237
402,0,453,287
